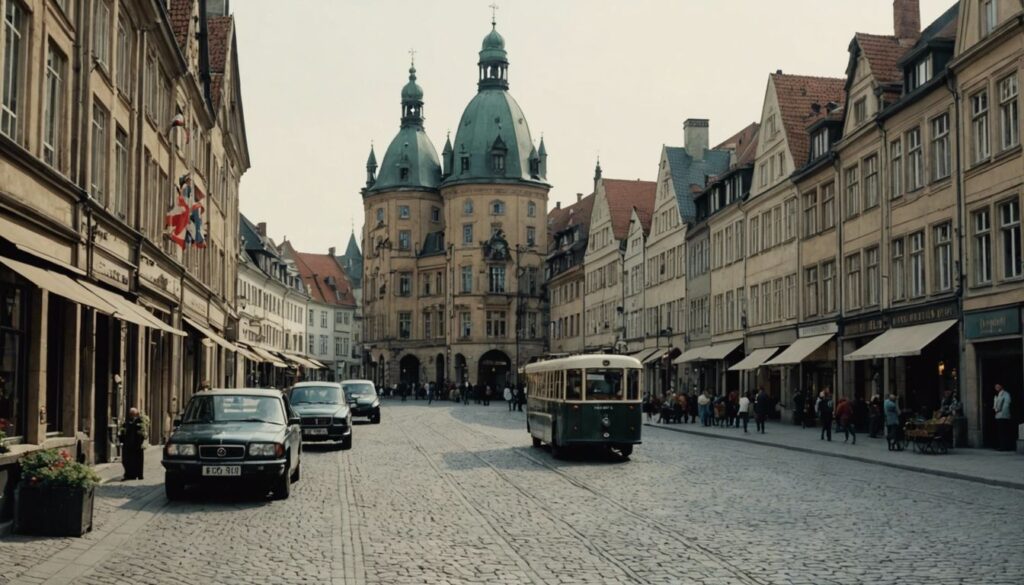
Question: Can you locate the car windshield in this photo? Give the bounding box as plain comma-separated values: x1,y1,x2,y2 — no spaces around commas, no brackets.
291,386,343,405
343,383,376,398
181,395,286,425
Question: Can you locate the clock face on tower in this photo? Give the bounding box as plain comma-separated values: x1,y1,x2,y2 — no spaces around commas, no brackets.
484,229,510,261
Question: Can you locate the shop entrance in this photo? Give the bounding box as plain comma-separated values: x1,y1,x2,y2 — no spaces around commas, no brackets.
977,341,1023,448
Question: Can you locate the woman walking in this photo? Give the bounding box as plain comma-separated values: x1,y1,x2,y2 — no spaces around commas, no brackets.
836,397,856,444
738,392,751,433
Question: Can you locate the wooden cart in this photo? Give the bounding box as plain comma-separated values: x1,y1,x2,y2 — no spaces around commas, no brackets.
903,416,954,454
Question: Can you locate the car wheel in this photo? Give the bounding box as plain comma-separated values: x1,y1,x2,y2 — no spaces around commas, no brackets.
290,460,301,483
273,464,291,500
371,412,381,424
341,435,353,450
165,474,186,501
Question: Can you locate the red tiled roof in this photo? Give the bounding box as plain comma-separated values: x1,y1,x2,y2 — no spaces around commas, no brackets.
772,74,846,169
715,122,761,168
291,251,357,308
207,16,233,110
167,0,192,52
853,33,905,86
548,193,595,241
602,179,656,241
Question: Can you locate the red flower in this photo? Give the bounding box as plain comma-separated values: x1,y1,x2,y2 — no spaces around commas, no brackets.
59,449,71,461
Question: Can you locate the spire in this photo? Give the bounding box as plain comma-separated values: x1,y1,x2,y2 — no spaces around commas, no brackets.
365,143,377,187
401,55,425,129
593,156,602,192
538,135,548,179
442,131,454,178
478,11,509,91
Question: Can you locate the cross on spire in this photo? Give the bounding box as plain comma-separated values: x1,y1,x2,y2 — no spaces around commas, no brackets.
489,2,499,25
408,48,416,66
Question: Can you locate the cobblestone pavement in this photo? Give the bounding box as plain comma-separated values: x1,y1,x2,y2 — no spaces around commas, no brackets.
2,402,1022,585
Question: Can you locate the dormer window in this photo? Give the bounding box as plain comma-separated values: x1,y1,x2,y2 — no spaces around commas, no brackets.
853,97,867,125
982,0,997,36
908,57,932,91
399,167,410,181
460,155,470,172
811,129,829,160
492,152,505,173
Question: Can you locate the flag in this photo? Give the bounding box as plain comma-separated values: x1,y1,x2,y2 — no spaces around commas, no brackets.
170,113,190,144
186,185,207,249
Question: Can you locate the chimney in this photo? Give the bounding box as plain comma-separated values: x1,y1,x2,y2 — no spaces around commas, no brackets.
329,246,336,256
257,222,267,237
576,192,583,203
555,201,561,210
894,0,920,45
684,118,709,160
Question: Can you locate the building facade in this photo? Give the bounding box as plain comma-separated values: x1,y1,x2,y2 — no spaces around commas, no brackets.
546,193,593,355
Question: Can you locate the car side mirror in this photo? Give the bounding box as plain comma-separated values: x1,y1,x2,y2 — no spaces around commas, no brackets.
288,416,301,426
172,418,181,428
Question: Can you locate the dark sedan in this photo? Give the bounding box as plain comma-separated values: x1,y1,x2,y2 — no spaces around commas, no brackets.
290,382,352,449
342,380,381,423
162,389,302,500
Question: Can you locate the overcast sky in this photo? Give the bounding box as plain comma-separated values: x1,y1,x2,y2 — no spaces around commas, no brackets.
233,0,953,254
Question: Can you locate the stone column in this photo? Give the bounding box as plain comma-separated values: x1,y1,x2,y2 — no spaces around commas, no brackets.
25,289,48,444
962,341,981,447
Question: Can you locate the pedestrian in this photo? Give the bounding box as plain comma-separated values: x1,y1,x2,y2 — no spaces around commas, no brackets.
738,392,751,433
817,389,834,441
687,392,698,423
836,397,856,444
119,407,148,481
993,383,1014,451
884,393,902,451
754,387,770,434
792,390,805,427
504,385,514,411
727,391,738,428
483,385,492,406
427,382,434,405
868,394,883,438
698,391,711,426
516,384,526,411
401,382,408,402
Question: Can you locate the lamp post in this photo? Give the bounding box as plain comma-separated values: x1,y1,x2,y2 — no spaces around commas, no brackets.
658,327,673,396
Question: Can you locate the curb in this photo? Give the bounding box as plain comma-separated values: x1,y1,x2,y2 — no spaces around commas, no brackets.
93,445,165,485
645,422,1024,492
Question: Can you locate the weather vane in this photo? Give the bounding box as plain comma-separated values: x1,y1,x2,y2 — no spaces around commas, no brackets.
408,48,416,66
490,3,499,25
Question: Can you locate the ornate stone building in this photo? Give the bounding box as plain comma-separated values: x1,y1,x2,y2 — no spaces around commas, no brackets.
361,21,549,391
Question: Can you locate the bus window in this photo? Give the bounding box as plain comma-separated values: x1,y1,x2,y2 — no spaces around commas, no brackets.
585,368,624,400
627,369,640,400
566,369,582,400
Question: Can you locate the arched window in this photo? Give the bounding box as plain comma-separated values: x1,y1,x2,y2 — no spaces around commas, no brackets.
490,200,505,215
527,202,536,217
376,208,384,222
463,200,474,215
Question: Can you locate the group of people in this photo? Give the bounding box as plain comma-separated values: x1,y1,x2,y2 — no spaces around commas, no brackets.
380,380,528,410
644,388,773,434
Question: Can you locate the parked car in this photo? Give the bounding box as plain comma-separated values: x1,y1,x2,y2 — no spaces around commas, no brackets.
342,380,381,423
162,389,302,501
289,382,353,449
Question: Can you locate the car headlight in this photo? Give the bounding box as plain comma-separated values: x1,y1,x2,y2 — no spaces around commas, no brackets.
248,443,284,457
334,415,349,425
601,416,612,428
165,443,196,457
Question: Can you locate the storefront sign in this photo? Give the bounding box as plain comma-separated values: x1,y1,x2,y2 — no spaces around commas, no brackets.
93,254,131,290
799,322,838,337
182,286,207,320
139,254,181,298
844,317,886,337
965,307,1021,339
891,302,959,328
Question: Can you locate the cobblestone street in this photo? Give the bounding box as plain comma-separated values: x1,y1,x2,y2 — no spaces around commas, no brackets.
2,402,1022,585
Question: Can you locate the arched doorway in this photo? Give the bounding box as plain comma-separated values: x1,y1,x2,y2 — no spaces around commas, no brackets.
435,354,445,386
455,354,467,385
477,350,511,392
399,354,420,387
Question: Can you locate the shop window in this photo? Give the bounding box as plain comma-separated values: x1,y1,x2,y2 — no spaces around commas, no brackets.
0,281,27,439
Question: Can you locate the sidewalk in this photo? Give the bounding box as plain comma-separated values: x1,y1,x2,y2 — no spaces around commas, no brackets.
646,418,1024,490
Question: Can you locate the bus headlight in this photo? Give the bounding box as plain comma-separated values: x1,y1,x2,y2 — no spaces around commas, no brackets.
601,416,611,428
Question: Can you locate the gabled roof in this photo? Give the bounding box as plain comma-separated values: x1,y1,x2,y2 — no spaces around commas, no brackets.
207,16,233,111
167,0,192,52
291,251,357,308
602,179,656,241
665,147,732,221
715,122,760,168
897,3,960,67
771,73,846,169
850,33,905,87
240,214,281,258
548,193,596,240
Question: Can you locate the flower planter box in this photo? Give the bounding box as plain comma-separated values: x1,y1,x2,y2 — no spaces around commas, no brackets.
14,484,95,537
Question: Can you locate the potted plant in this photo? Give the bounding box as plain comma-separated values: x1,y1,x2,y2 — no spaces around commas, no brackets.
14,448,101,536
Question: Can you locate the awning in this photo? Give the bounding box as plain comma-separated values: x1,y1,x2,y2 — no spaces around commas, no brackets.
0,256,116,314
182,316,236,353
764,334,834,366
282,353,322,369
729,347,779,371
246,345,288,368
308,358,328,369
845,320,958,361
703,340,743,361
673,346,708,364
629,348,660,363
234,343,262,363
643,350,667,365
78,281,186,336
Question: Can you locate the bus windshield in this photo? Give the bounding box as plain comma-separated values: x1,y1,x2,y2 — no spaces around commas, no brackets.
585,369,624,400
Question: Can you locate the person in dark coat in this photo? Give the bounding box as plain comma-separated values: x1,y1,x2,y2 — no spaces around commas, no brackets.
852,396,869,434
687,392,698,423
817,389,834,441
119,407,147,481
792,391,805,427
754,387,770,434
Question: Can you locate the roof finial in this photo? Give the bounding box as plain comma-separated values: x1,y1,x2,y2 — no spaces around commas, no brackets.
489,2,499,26
408,48,417,66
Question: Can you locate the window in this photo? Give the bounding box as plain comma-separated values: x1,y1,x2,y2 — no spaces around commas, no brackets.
750,216,760,254
398,272,412,296
0,282,26,438
1000,199,1021,278
43,43,67,168
398,230,411,251
463,200,473,214
972,91,990,163
308,309,314,325
423,312,432,339
934,222,952,292
865,247,880,306
999,75,1019,150
863,155,879,209
527,201,536,217
734,221,744,258
853,97,867,124
460,156,470,172
375,208,384,223
909,57,931,90
91,102,109,205
486,311,507,337
784,197,797,241
319,335,327,355
336,310,344,324
909,231,926,297
982,0,997,36
906,128,923,192
821,182,836,230
321,311,328,328
431,206,441,222
974,209,992,284
462,224,473,244
459,311,471,338
890,139,903,199
461,266,472,293
488,265,506,293
776,152,785,178
398,205,410,219
811,129,829,159
932,114,950,180
805,265,820,317
114,127,129,217
527,226,536,247
892,238,906,301
822,260,836,313
116,20,133,99
785,274,797,318
308,334,314,354
398,312,411,339
490,200,505,215
846,253,862,310
2,1,26,140
750,284,760,325
335,338,342,357
845,165,860,218
93,1,111,68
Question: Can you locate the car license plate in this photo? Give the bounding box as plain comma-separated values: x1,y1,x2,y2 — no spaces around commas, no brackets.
202,465,241,477
305,428,328,435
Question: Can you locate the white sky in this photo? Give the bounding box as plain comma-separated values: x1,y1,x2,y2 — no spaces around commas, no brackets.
233,0,954,254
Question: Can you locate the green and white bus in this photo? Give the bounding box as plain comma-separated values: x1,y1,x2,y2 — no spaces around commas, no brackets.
523,355,643,459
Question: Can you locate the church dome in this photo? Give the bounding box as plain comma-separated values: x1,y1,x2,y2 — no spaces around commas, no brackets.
401,66,423,101
367,64,441,194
